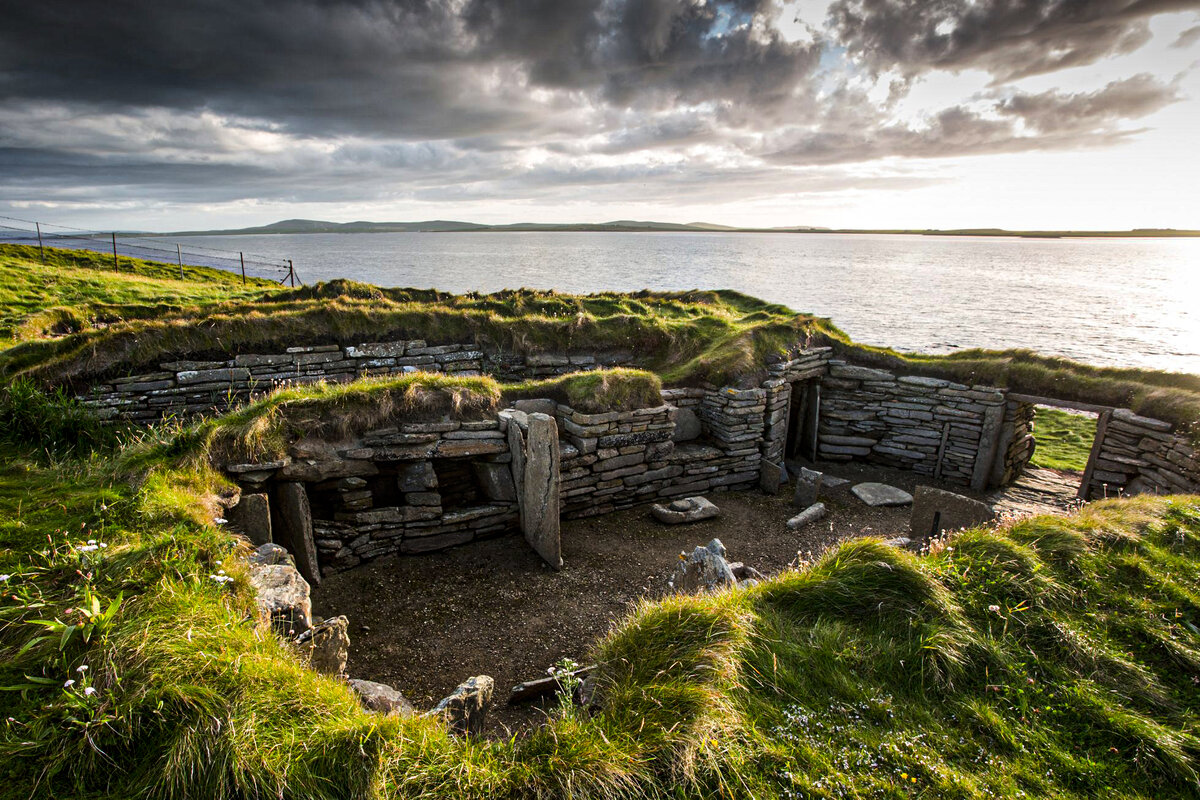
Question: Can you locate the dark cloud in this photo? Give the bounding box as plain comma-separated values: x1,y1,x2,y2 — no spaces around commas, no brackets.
828,0,1200,82
765,75,1178,164
1173,23,1200,47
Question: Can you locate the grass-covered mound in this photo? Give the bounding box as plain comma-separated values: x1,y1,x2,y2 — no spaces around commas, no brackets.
1,385,1199,799
0,244,280,345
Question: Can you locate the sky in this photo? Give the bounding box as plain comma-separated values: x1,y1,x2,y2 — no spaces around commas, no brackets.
1,0,1199,231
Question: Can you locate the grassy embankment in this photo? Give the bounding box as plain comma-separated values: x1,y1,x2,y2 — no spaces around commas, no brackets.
0,244,1199,797
0,377,1198,798
3,243,1200,436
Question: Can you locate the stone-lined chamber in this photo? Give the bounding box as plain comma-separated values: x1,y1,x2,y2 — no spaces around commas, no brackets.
78,336,1198,576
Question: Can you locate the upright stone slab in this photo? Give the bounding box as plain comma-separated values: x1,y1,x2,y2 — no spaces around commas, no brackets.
521,412,562,569
275,482,321,586
228,492,272,546
910,485,994,538
759,460,783,495
973,403,1006,491
793,467,823,508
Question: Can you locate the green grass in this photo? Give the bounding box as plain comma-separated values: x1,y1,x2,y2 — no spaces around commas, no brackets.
0,244,280,344
1031,407,1099,473
1,383,1199,798
2,244,1199,434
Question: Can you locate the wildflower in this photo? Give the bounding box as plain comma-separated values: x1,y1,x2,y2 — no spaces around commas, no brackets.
77,665,88,673
988,604,1001,614
63,679,75,688
84,687,97,697
0,574,9,582
214,518,228,525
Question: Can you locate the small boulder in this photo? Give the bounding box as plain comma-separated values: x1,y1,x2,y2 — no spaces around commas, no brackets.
851,482,913,507
793,467,823,508
349,678,415,716
669,538,736,593
786,502,826,530
651,496,720,524
428,675,495,737
729,562,767,582
247,544,311,636
303,615,350,677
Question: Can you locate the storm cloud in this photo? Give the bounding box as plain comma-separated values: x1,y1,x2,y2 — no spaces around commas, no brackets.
0,0,1194,220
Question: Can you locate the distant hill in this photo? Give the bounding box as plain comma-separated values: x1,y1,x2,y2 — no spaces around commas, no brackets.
161,219,1200,238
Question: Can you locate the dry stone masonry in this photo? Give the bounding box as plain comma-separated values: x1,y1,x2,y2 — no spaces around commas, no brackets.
1083,408,1200,499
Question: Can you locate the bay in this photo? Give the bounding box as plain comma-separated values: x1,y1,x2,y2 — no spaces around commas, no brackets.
161,231,1200,375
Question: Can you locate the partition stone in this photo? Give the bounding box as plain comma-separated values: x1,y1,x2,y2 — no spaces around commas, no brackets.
275,482,321,586
522,412,562,569
910,485,994,538
229,492,272,546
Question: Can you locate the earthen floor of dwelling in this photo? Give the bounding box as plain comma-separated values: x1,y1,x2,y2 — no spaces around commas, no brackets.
310,461,1080,738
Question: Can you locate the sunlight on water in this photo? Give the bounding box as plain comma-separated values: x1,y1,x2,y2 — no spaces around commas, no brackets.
171,232,1200,375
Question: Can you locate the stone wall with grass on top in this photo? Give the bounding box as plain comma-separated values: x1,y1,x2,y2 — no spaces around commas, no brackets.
1085,408,1200,499
817,361,1006,487
77,339,642,423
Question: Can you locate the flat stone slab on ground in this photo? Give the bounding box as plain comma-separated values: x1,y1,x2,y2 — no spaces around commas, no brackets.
651,496,720,524
787,502,826,529
851,482,913,507
821,474,851,489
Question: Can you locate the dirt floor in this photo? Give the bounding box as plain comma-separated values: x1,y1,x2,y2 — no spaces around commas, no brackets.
311,460,1070,737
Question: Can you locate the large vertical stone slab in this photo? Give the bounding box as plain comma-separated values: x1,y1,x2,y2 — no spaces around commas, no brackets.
275,482,321,586
972,403,1006,491
228,492,272,546
910,485,994,538
522,412,562,569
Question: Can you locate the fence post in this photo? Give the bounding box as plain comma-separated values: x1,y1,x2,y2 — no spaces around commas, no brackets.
288,259,295,287
240,252,246,285
111,232,118,269
35,222,45,264
177,244,183,279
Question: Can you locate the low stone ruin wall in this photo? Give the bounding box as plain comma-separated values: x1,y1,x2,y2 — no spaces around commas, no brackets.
1084,409,1200,499
78,339,637,422
818,361,1006,488
994,400,1037,486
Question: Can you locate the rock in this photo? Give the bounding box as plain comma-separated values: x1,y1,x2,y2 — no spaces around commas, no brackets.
729,562,767,581
851,482,913,507
247,543,311,636
786,502,826,529
303,615,350,677
508,663,596,704
651,496,720,524
882,536,913,549
759,460,783,495
793,467,822,508
228,492,272,546
274,482,321,586
396,461,437,492
349,678,415,716
910,485,995,538
821,473,850,489
428,675,495,737
514,398,558,417
520,413,562,570
472,461,517,502
671,407,703,442
669,538,736,593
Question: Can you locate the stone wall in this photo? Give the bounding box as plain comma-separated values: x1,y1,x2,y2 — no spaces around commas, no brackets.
78,340,639,423
760,348,833,468
817,361,1006,487
1084,409,1200,499
994,400,1037,485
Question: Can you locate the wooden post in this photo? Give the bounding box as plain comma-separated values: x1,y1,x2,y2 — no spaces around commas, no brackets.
35,222,45,264
111,232,118,268
288,259,295,287
239,252,246,285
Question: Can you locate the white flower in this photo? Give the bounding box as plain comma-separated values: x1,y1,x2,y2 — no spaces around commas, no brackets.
84,687,97,697
0,574,10,582
87,540,96,545
76,665,88,673
214,518,228,525
77,544,98,552
99,543,108,549
988,604,1001,613
63,679,75,688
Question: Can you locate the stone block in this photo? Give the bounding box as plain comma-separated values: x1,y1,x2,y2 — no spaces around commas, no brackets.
910,485,995,538
274,482,321,586
228,492,272,546
473,461,517,501
428,675,495,737
787,503,826,529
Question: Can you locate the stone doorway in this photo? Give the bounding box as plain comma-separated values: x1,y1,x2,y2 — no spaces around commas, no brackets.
784,379,820,462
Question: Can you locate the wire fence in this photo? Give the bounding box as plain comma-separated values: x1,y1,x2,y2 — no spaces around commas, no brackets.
0,215,300,286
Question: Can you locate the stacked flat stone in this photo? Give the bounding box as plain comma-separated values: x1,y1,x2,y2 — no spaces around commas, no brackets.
1086,409,1200,499
819,361,1005,488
